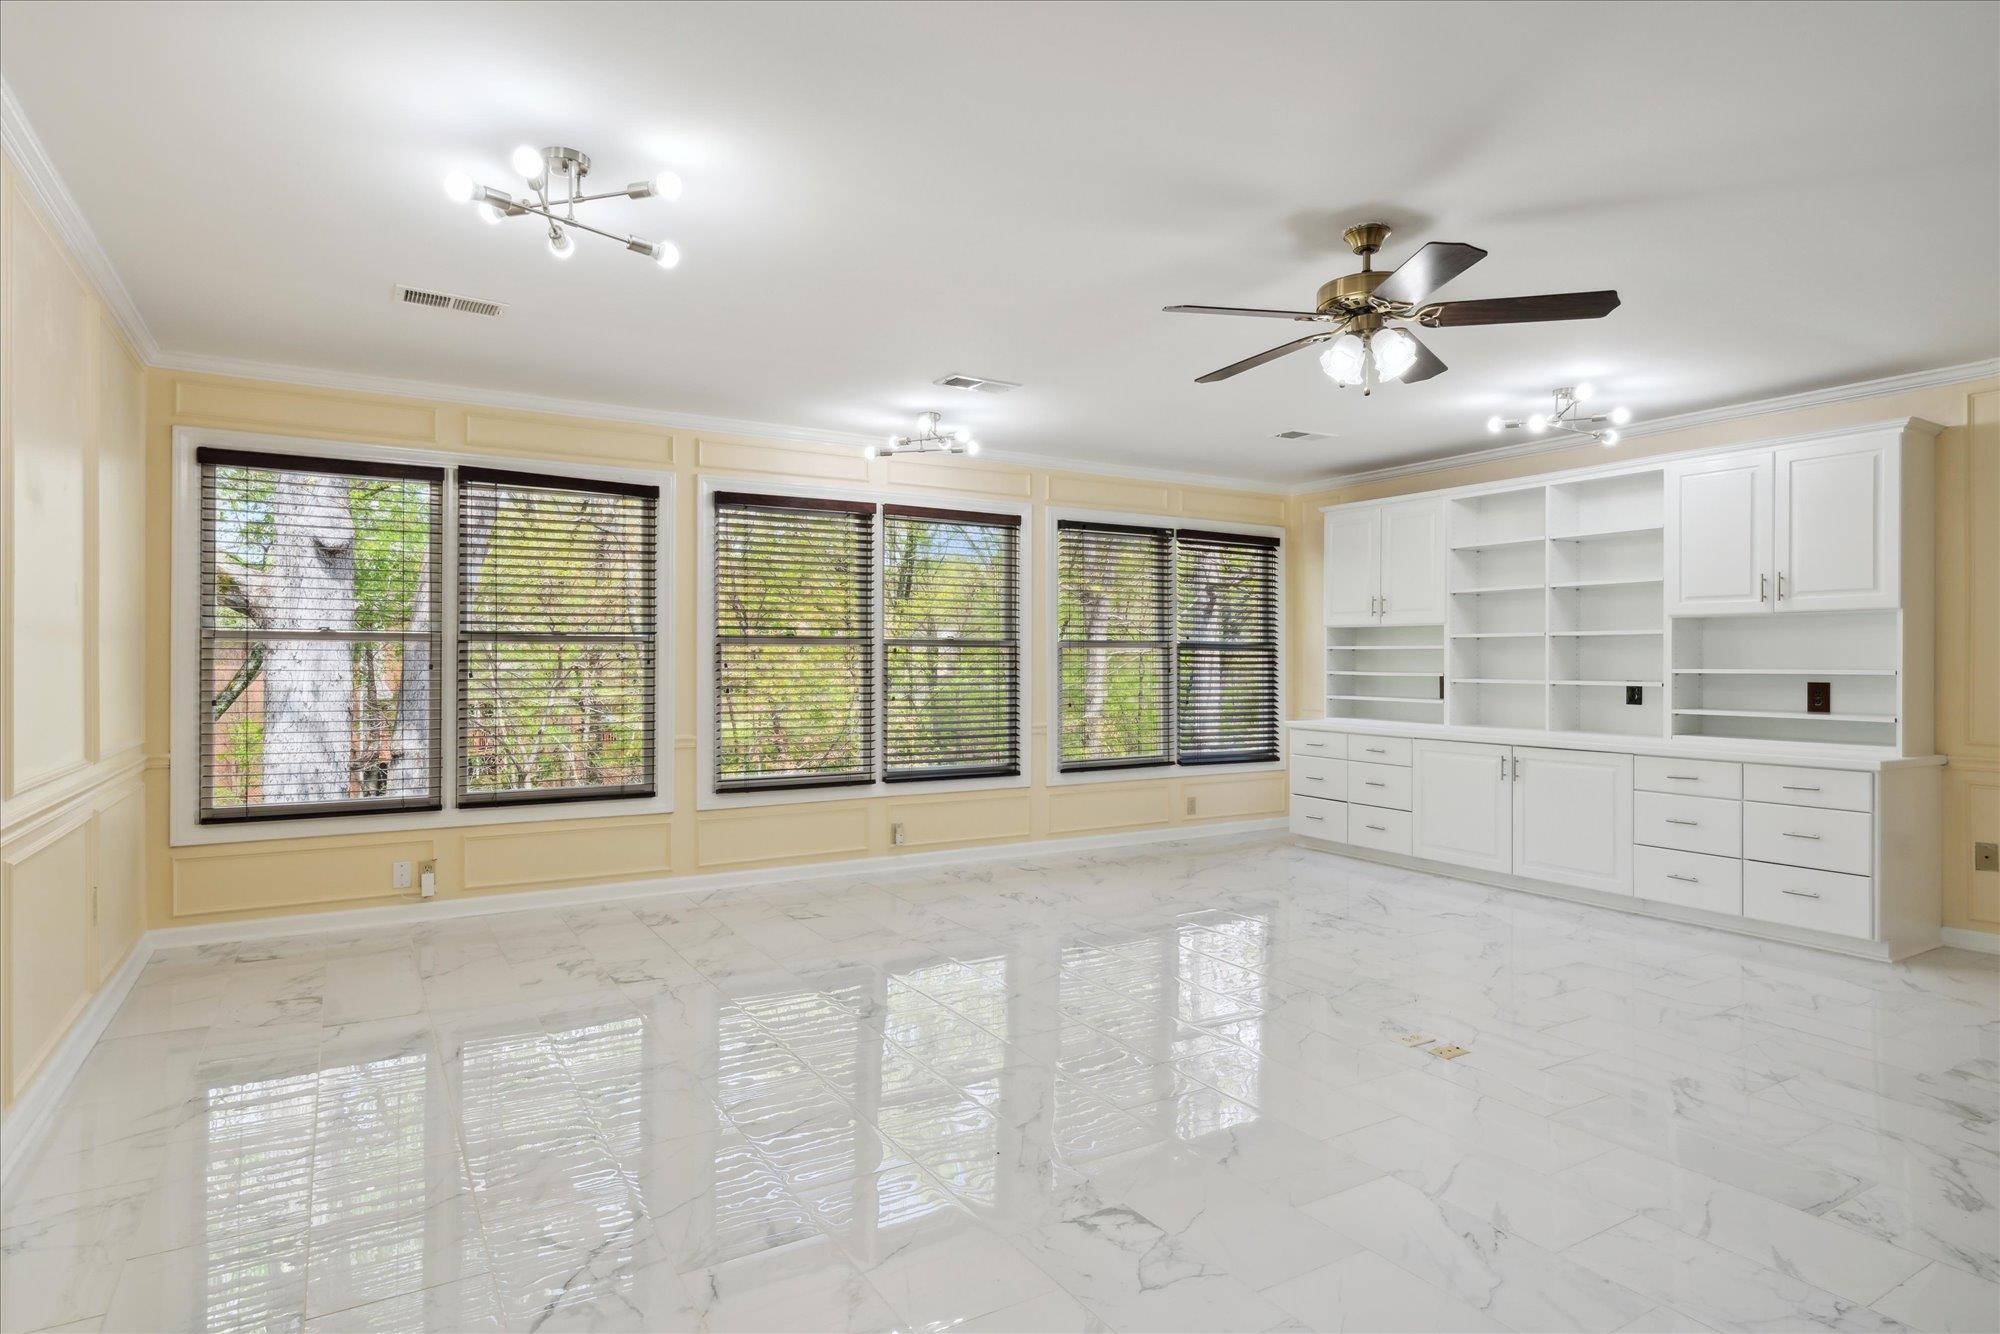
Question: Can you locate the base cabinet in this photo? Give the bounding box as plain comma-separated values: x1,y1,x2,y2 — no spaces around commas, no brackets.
1513,747,1633,894
1411,740,1512,872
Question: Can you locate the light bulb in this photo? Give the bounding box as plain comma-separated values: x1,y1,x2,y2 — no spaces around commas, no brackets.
1371,328,1418,381
1526,413,1548,433
652,239,680,269
863,444,878,460
884,436,900,452
1609,405,1632,425
916,412,939,434
547,229,574,260
1319,332,1366,385
1601,429,1621,447
1574,382,1595,402
442,171,475,203
1486,416,1505,434
965,440,981,456
652,170,683,201
476,201,504,225
512,144,546,179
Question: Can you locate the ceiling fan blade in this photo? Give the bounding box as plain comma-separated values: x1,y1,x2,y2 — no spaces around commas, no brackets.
1398,332,1448,384
1371,242,1488,307
1165,304,1330,322
1418,290,1622,328
1195,331,1338,383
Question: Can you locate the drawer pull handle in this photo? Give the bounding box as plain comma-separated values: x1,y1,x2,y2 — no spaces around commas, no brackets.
1364,780,1386,788
1365,824,1387,832
1781,889,1822,900
1364,747,1387,754
1665,818,1699,827
1782,832,1822,841
1781,784,1821,792
1665,775,1701,781
1305,815,1324,822
1306,776,1325,783
1305,742,1325,749
1666,873,1700,883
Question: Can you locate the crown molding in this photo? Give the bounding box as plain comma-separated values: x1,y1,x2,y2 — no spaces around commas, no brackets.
0,78,159,362
1288,358,2000,494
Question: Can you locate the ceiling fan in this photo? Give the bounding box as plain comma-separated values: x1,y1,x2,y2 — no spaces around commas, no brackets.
1165,223,1620,392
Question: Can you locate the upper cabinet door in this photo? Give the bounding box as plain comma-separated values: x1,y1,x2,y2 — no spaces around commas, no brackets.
1410,739,1513,872
1511,747,1633,894
1323,506,1382,627
1774,433,1898,613
1666,452,1773,616
1377,497,1446,625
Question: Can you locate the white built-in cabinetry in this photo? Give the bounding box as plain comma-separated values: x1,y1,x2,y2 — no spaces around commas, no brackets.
1301,418,1942,959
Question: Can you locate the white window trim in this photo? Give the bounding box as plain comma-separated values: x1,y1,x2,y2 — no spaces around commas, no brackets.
696,474,1033,811
170,426,674,846
1044,505,1286,788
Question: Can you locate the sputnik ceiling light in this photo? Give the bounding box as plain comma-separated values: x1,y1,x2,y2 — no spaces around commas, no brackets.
1486,385,1633,446
443,146,682,267
866,412,981,460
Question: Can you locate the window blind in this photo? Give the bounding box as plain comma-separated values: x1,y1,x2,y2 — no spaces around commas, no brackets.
1056,521,1174,770
714,493,876,791
457,468,658,806
197,447,444,822
882,506,1021,781
1175,530,1280,764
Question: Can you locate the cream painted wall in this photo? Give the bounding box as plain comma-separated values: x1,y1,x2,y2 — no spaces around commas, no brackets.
138,369,1290,929
1285,379,2000,937
0,156,150,1110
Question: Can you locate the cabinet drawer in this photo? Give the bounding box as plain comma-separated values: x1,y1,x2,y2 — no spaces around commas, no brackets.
1743,861,1873,940
1290,795,1347,841
1635,756,1742,800
1634,846,1743,917
1744,764,1872,813
1347,736,1412,767
1634,792,1742,857
1347,762,1412,811
1744,802,1872,875
1347,806,1412,855
1291,755,1346,800
1290,730,1347,761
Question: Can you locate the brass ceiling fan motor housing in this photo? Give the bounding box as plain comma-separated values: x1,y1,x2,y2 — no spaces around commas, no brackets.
1318,222,1395,313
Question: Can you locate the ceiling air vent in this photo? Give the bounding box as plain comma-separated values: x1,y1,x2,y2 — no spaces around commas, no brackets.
395,285,507,318
1274,429,1332,441
933,373,1021,394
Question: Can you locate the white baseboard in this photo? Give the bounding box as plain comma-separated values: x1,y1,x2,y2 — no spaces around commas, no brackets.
0,934,156,1183
150,817,1286,949
1940,926,2000,955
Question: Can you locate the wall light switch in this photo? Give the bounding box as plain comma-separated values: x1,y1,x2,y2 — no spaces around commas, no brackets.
1186,795,1197,815
392,860,414,890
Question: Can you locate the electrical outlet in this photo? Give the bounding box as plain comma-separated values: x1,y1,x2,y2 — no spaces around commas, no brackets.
1806,681,1832,714
1186,795,1197,815
392,859,413,890
418,859,438,899
1976,842,1998,872
1625,685,1644,706
891,822,906,846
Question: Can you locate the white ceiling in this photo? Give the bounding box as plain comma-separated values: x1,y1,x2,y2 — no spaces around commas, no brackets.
4,1,1996,484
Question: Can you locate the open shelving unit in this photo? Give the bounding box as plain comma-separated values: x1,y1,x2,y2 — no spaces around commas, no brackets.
1325,624,1444,724
1546,471,1664,736
1670,610,1901,747
1446,486,1547,729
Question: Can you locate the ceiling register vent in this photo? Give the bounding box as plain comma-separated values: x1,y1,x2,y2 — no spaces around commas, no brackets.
1274,429,1331,440
933,373,1021,394
395,285,508,318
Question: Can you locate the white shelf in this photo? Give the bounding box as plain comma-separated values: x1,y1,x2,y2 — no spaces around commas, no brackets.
1549,523,1665,541
1453,677,1543,685
1449,535,1544,553
1329,643,1445,652
1328,693,1445,704
1451,631,1542,639
1673,707,1897,723
1553,679,1663,687
1328,670,1443,678
1671,667,1897,676
1550,577,1663,590
1451,583,1544,595
1552,629,1660,637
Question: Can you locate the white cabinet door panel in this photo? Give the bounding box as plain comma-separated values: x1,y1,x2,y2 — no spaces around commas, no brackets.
1290,795,1348,842
1411,740,1512,873
1324,507,1382,627
1513,747,1633,894
1774,434,1897,612
1667,452,1773,615
1291,755,1347,800
1377,497,1446,625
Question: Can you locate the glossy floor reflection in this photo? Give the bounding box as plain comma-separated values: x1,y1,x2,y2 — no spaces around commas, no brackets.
5,832,1998,1332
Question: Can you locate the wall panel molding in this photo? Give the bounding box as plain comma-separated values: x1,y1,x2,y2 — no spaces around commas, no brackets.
695,804,870,869
462,818,671,892
171,377,438,444
463,411,673,467
172,837,437,917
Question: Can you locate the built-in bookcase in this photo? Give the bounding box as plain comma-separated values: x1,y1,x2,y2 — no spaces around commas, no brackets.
1447,486,1546,727
1325,624,1444,723
1546,471,1664,736
1671,610,1901,748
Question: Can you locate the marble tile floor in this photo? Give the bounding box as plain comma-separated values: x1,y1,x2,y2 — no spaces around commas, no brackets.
4,831,1997,1334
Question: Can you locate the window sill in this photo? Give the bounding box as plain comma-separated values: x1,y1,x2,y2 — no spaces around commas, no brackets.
170,789,673,847
1043,758,1287,788
698,771,1030,811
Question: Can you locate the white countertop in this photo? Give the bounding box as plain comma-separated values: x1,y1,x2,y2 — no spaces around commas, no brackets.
1286,716,1945,771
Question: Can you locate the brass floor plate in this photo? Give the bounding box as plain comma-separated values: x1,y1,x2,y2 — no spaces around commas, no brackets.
1430,1045,1469,1060
1398,1033,1435,1047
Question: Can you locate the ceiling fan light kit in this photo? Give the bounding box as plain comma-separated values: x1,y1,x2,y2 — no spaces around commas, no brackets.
1486,385,1633,446
866,411,980,460
442,146,682,267
1165,222,1621,392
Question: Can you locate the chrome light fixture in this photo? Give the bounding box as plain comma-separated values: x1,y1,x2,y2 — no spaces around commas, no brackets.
1486,385,1633,446
866,411,980,460
443,147,682,268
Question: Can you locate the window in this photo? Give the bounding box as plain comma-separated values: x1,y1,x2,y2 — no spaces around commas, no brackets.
457,468,658,806
711,491,1023,794
191,445,662,830
197,448,444,822
1056,520,1279,773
